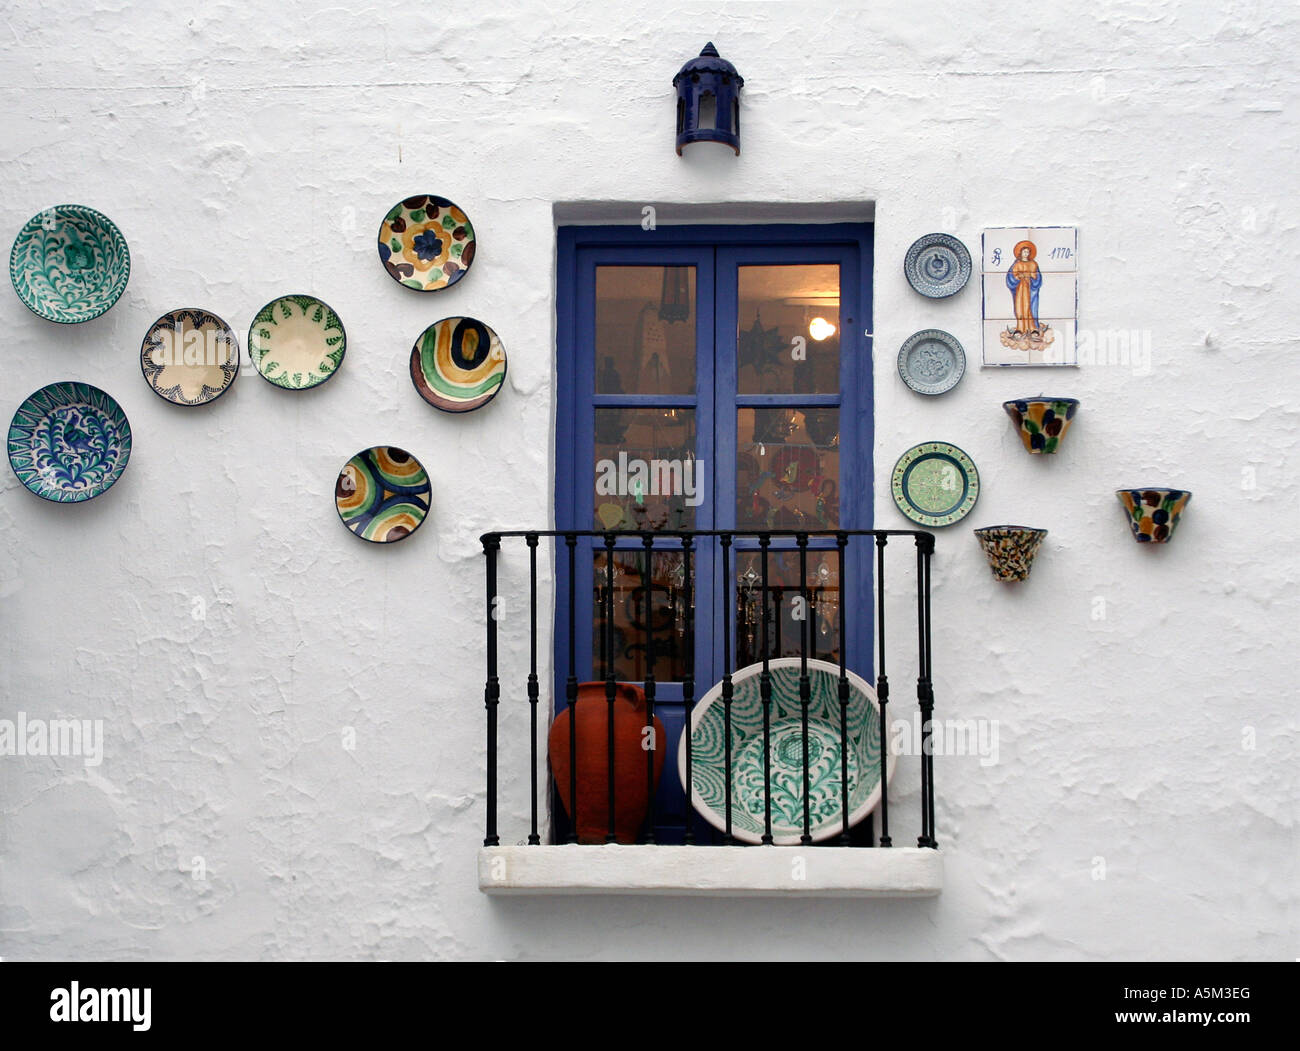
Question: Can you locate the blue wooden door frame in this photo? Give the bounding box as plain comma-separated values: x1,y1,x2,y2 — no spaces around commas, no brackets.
554,222,875,841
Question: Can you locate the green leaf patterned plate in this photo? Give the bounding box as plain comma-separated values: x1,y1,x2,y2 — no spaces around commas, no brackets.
378,195,476,292
8,381,132,502
10,205,130,323
248,294,346,390
891,440,980,527
678,658,895,844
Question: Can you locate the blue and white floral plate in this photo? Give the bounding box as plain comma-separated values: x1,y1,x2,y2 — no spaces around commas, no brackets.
904,232,971,298
10,205,130,323
898,329,966,395
8,381,132,502
678,657,894,844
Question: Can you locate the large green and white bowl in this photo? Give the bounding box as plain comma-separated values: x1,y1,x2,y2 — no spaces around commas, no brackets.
679,657,894,845
10,205,130,323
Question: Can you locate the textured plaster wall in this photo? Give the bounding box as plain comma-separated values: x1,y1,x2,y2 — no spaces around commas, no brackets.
1,0,1296,960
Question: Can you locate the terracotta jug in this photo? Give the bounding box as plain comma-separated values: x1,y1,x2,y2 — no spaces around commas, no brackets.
549,681,666,844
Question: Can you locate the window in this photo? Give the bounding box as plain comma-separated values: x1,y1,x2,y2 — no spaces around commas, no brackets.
554,223,874,842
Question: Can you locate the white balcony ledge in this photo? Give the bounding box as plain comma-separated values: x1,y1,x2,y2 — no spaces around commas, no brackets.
478,844,942,898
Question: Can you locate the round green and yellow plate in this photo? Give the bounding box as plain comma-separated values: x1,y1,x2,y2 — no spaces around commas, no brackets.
248,294,346,390
335,446,431,543
140,309,240,406
10,205,131,323
891,441,980,527
378,195,475,292
410,316,506,412
8,381,132,502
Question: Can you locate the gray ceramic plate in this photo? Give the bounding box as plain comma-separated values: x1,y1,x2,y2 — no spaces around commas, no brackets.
898,329,966,395
904,233,971,298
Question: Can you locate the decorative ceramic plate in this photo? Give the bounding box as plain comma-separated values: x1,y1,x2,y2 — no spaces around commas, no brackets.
8,381,132,502
891,441,980,527
904,232,971,298
378,195,476,292
140,309,240,406
679,657,894,845
336,446,431,543
410,317,506,412
10,205,131,323
898,329,966,395
248,294,346,390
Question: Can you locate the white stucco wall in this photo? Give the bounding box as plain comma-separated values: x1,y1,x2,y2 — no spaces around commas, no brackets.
1,0,1296,960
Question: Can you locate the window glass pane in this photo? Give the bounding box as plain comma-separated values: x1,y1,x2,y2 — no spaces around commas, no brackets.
592,550,693,682
594,407,698,531
736,407,839,529
737,264,840,394
595,266,696,394
734,551,841,667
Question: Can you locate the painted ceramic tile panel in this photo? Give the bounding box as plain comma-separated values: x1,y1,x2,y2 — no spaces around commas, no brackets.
981,226,1078,366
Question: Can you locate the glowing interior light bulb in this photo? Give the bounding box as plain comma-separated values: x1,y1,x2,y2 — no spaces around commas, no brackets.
808,317,836,341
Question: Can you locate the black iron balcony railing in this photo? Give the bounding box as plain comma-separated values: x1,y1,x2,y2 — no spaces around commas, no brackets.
481,529,936,850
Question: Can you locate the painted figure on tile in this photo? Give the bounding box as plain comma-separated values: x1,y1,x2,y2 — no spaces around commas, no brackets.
1007,240,1042,336
999,239,1055,352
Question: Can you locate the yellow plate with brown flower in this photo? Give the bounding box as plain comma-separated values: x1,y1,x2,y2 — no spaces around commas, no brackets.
377,195,475,292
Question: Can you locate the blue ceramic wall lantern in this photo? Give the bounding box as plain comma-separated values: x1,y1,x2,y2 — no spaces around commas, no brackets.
674,42,743,155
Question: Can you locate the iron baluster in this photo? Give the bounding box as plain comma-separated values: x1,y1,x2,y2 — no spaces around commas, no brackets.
920,534,937,848
874,534,891,848
760,534,773,845
641,533,657,844
797,533,812,846
838,532,851,846
915,534,935,849
682,535,696,844
483,535,500,847
526,534,540,845
721,533,735,843
564,534,578,843
604,532,617,844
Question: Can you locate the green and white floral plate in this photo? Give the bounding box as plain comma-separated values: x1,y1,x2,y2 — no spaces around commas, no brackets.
678,658,894,844
891,440,980,527
10,205,130,323
8,381,132,502
247,294,346,390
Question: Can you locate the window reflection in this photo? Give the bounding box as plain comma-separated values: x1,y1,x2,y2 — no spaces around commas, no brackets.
737,408,839,529
734,551,842,667
592,550,692,682
596,266,696,395
737,264,840,395
594,408,698,531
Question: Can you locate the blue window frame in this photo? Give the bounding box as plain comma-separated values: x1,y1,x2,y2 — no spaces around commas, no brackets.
554,222,874,842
